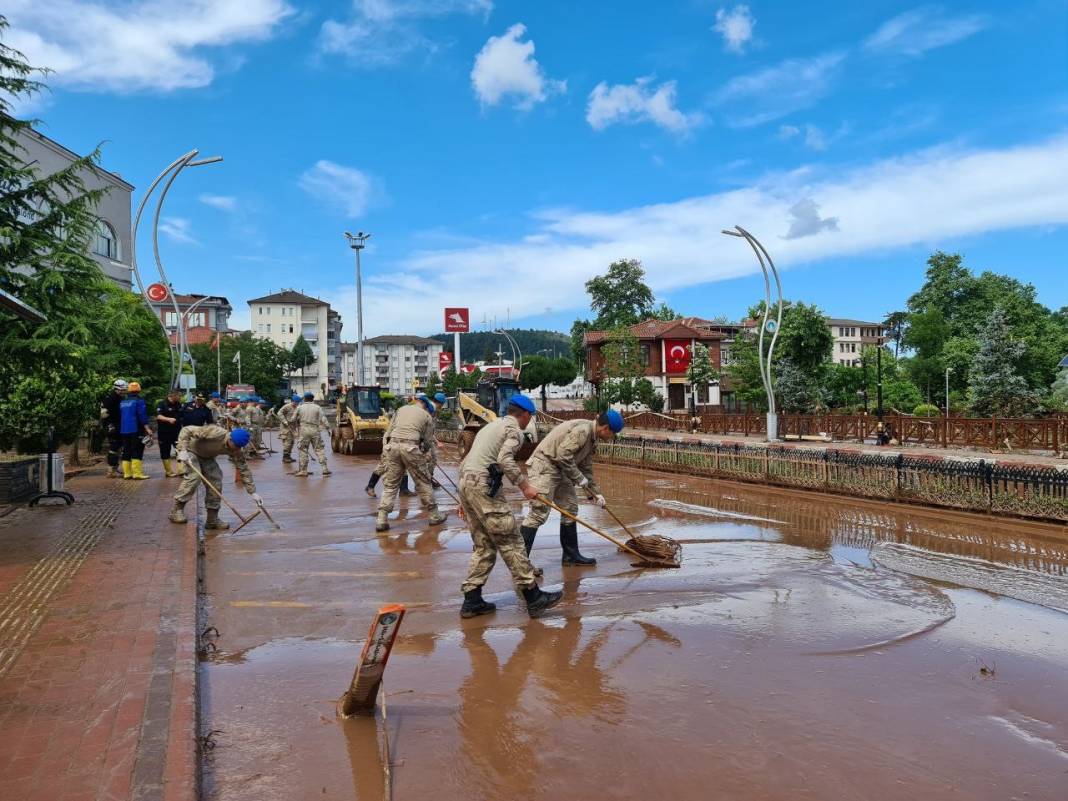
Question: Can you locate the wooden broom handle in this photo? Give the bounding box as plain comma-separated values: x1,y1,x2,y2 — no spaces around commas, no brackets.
183,458,249,522
538,496,647,562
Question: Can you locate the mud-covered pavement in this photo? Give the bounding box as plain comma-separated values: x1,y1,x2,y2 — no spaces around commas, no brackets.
200,449,1068,801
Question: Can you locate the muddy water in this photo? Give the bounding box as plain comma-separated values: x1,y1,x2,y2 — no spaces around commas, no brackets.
200,459,1068,801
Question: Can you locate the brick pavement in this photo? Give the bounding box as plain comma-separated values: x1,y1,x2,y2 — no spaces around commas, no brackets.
0,465,199,801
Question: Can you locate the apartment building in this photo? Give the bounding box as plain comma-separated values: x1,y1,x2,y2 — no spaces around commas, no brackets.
827,318,886,366
150,293,233,345
362,336,443,396
247,290,343,398
15,126,134,290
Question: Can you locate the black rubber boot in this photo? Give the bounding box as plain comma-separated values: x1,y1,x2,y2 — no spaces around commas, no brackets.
399,475,415,496
365,471,381,497
460,588,497,619
521,525,544,579
560,521,596,566
522,585,563,618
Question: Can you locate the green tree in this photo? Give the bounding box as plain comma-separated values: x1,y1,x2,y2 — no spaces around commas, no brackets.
967,307,1037,417
685,342,719,410
188,332,292,402
1049,369,1068,412
776,357,823,413
882,310,909,358
725,330,768,411
585,259,657,329
598,326,644,410
777,302,833,372
443,366,481,397
570,319,591,366
0,21,168,451
519,356,578,410
289,334,315,392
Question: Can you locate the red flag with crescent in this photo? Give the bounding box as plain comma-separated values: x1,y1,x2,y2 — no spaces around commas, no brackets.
665,340,691,373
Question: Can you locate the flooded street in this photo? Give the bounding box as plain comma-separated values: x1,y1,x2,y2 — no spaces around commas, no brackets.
200,456,1068,801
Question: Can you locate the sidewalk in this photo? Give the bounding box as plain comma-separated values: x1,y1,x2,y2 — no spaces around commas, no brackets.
0,463,199,801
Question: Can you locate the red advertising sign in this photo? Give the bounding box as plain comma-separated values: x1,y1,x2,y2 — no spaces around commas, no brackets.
146,283,169,303
664,339,692,373
461,363,477,375
438,351,453,374
444,307,469,332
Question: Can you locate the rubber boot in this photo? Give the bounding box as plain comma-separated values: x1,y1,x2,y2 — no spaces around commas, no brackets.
375,509,390,532
365,472,381,497
520,525,544,579
460,588,497,619
205,508,230,530
560,521,596,566
121,460,132,480
168,501,187,524
428,508,447,526
106,466,119,479
282,451,295,463
522,585,563,618
293,466,309,477
399,475,415,496
320,463,332,476
162,459,176,477
131,459,150,480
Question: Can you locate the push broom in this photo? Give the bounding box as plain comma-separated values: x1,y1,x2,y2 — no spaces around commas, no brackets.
538,495,681,568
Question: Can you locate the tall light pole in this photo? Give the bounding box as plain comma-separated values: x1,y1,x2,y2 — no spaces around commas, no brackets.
345,231,371,386
945,367,953,419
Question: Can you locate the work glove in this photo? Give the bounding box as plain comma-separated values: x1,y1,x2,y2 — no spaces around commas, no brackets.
577,477,590,489
176,451,193,464
594,494,607,509
251,492,263,505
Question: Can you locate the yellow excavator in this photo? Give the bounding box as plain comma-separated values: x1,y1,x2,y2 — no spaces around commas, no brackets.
456,375,539,459
332,385,391,456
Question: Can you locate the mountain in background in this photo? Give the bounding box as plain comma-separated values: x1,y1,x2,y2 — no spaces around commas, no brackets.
430,329,571,363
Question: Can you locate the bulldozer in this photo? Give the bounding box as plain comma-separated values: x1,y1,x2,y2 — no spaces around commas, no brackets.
332,385,391,456
456,375,539,459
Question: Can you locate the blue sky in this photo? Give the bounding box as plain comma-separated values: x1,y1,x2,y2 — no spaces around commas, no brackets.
8,0,1068,337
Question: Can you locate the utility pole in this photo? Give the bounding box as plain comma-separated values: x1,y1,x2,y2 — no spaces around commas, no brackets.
345,231,371,386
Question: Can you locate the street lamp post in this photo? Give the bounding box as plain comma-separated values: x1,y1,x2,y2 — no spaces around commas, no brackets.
345,231,371,386
945,367,953,419
722,226,783,442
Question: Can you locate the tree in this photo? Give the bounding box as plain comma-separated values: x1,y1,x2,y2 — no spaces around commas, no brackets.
519,356,578,410
188,332,293,403
685,342,719,410
725,330,768,411
289,335,315,393
585,259,656,329
1049,369,1068,412
777,302,833,372
570,319,591,366
883,310,909,358
599,326,644,410
776,357,824,413
442,366,481,398
967,307,1037,417
0,21,168,452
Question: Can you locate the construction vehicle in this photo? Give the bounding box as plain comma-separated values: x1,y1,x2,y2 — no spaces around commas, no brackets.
332,385,391,456
457,374,538,459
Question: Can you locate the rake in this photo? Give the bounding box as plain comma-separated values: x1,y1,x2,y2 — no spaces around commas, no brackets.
538,495,680,568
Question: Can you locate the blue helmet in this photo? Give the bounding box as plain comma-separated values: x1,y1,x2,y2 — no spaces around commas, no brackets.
415,393,435,414
230,428,251,448
303,392,314,400
291,394,301,402
508,394,536,414
603,409,624,433
210,391,221,399
434,392,447,404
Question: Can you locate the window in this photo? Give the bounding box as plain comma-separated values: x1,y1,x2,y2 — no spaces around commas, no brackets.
266,323,271,333
258,307,263,315
288,324,294,333
266,307,271,315
640,343,651,367
92,221,118,260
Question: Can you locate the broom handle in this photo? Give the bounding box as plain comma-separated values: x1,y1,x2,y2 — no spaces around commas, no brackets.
538,496,647,562
183,458,249,522
602,504,641,541
432,465,462,507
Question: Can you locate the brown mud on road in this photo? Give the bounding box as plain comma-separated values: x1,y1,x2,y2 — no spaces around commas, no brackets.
199,456,1068,801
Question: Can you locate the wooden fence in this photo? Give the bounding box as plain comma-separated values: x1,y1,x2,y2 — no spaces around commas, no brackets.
541,410,1066,453
596,436,1068,523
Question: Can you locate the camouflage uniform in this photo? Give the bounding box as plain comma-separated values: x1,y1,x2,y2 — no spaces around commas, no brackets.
245,403,265,455
376,403,439,523
173,424,255,514
295,400,330,475
459,416,538,593
522,419,602,528
206,398,224,423
278,400,298,461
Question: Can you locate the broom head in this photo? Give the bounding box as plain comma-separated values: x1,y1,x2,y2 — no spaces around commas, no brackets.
625,534,682,568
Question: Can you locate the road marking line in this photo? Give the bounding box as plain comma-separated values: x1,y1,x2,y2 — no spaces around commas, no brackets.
229,601,315,608
229,571,422,578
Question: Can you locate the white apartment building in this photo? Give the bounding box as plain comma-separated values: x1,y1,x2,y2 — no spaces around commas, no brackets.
362,336,443,396
247,290,342,398
827,318,886,366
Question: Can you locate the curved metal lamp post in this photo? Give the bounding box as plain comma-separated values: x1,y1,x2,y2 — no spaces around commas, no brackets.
131,149,223,390
722,226,783,441
493,328,522,378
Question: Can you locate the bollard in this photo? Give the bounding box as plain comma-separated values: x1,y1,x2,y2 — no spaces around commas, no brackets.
337,604,406,718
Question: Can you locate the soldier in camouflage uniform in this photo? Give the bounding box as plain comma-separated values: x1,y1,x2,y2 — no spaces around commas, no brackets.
375,394,445,531
206,392,224,422
278,394,299,463
520,410,624,566
458,394,562,618
168,425,260,530
294,392,332,477
244,399,265,459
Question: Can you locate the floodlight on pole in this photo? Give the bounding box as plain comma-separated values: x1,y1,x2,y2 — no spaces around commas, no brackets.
345,231,372,386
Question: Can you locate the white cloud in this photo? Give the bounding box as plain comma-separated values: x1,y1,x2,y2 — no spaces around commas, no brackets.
716,51,846,127
298,160,375,218
159,217,197,244
4,0,293,92
783,198,839,239
586,77,702,134
471,24,565,110
320,0,492,67
713,5,755,54
199,194,238,212
865,7,988,57
323,134,1068,336
778,124,800,140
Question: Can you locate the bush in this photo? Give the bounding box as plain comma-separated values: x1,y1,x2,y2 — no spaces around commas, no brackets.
913,403,941,417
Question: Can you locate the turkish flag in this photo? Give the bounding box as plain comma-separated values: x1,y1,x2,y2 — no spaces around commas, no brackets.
664,339,691,373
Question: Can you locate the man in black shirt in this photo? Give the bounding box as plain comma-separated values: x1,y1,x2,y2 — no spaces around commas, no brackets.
156,388,184,477
100,379,127,479
181,393,214,428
